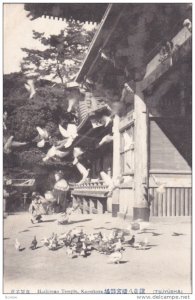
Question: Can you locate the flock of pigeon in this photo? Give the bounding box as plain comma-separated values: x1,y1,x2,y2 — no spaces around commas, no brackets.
3,79,134,187
14,223,151,264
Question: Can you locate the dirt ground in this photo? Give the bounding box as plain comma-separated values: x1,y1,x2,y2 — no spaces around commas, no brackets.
3,212,192,294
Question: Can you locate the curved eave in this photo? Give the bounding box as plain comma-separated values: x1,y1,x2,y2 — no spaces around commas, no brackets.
24,3,108,23
76,4,123,83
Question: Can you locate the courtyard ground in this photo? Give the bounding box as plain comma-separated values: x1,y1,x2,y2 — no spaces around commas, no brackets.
3,212,192,294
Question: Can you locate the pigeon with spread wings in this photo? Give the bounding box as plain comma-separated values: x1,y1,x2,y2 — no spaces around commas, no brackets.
24,79,36,99
36,127,50,148
42,145,70,162
4,136,27,154
59,124,78,148
75,161,90,184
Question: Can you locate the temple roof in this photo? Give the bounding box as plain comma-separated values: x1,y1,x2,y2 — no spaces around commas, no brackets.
75,3,191,83
24,3,108,23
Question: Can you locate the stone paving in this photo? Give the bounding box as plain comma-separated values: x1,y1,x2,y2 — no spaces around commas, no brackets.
3,212,192,294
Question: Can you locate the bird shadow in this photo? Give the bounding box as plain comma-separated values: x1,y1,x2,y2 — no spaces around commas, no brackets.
137,230,160,235
19,247,25,252
136,247,151,251
36,246,43,249
3,237,10,240
119,260,128,264
48,245,64,251
105,222,111,224
93,227,121,231
152,233,163,236
125,244,158,249
30,246,43,250
67,219,92,225
28,225,42,228
42,219,57,223
19,229,30,233
172,233,185,236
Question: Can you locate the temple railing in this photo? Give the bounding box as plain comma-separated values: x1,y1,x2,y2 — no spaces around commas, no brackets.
70,180,109,214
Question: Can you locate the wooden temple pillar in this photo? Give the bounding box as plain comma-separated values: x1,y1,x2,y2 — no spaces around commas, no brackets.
112,115,120,217
133,83,150,221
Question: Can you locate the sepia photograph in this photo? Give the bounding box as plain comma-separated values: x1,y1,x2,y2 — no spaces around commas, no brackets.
3,1,192,296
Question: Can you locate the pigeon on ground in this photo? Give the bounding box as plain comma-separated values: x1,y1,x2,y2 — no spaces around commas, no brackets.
131,220,150,232
128,235,135,246
66,246,72,256
108,250,123,264
15,239,21,251
30,236,37,250
41,237,50,247
136,238,150,250
113,239,123,251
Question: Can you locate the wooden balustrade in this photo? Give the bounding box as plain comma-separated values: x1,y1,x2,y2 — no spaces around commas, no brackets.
149,187,192,217
71,181,109,214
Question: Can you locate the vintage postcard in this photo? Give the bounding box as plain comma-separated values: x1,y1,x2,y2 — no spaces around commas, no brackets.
2,1,193,298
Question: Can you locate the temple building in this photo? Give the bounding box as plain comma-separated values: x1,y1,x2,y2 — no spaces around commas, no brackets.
25,3,192,221
73,3,192,220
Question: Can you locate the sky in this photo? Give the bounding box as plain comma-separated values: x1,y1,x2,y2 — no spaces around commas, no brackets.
3,4,69,74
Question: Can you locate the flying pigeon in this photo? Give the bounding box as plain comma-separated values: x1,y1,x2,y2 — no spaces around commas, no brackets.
90,118,103,128
67,98,77,112
24,79,36,99
4,136,27,154
75,162,90,184
100,171,115,192
43,145,69,162
59,124,78,148
3,111,7,130
101,115,112,127
36,127,50,148
99,135,113,146
123,132,133,151
30,236,38,250
183,19,192,32
156,183,166,194
72,147,84,165
100,51,115,65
